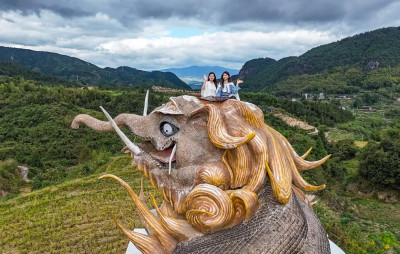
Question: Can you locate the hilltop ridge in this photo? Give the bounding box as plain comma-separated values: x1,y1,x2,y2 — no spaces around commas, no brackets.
239,26,400,92
0,46,189,89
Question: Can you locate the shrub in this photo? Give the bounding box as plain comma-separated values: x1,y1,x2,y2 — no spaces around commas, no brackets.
0,159,22,194
368,232,399,253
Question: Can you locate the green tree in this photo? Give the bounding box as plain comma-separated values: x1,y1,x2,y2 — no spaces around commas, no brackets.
362,93,379,105
359,128,400,189
330,139,358,161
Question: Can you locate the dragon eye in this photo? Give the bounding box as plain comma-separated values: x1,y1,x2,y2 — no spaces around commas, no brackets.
160,122,179,137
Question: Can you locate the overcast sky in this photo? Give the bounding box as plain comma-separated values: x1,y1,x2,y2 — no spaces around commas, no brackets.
1,0,400,70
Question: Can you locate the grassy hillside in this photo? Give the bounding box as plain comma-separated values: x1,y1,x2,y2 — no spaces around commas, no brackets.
0,155,163,253
0,46,189,89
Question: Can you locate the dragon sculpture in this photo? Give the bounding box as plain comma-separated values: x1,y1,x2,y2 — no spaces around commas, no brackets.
71,94,331,253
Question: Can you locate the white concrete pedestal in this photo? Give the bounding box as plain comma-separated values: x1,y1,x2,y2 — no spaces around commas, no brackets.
125,228,148,254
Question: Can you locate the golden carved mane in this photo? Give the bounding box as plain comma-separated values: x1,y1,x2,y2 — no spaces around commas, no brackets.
183,99,330,234
74,96,330,254
201,99,328,199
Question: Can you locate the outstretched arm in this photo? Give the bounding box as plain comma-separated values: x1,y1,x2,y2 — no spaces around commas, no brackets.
236,79,243,86
202,75,207,90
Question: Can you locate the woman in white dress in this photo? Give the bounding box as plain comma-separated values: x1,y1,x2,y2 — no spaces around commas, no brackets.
216,71,243,100
201,72,218,98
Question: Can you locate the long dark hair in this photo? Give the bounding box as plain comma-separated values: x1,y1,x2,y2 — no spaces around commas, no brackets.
220,71,232,87
208,72,218,88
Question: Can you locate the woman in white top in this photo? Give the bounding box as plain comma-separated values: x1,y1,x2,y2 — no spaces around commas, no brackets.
216,71,243,100
201,72,218,98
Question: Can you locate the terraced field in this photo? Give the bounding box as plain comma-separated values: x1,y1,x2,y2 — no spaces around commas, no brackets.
0,156,162,254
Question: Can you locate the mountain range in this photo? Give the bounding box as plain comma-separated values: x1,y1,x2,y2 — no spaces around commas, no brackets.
1,26,400,93
0,46,189,89
238,26,400,92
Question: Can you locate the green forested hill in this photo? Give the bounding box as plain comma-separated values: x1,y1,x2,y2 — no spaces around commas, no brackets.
0,76,173,190
239,26,400,92
0,46,189,89
273,66,400,97
0,62,75,86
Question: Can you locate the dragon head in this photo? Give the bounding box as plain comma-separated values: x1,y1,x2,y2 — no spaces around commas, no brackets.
72,94,330,254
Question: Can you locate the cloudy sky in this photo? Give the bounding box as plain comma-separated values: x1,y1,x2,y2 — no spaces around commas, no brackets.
1,0,400,70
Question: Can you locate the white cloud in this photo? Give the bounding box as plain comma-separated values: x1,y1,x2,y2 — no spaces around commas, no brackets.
0,9,339,70
0,1,400,72
97,30,337,70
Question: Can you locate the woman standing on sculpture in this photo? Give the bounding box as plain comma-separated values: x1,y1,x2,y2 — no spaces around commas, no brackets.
216,71,243,100
201,72,218,98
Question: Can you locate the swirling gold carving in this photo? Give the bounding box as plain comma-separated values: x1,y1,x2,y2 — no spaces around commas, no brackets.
185,184,234,233
225,145,251,188
195,161,231,190
224,189,259,228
